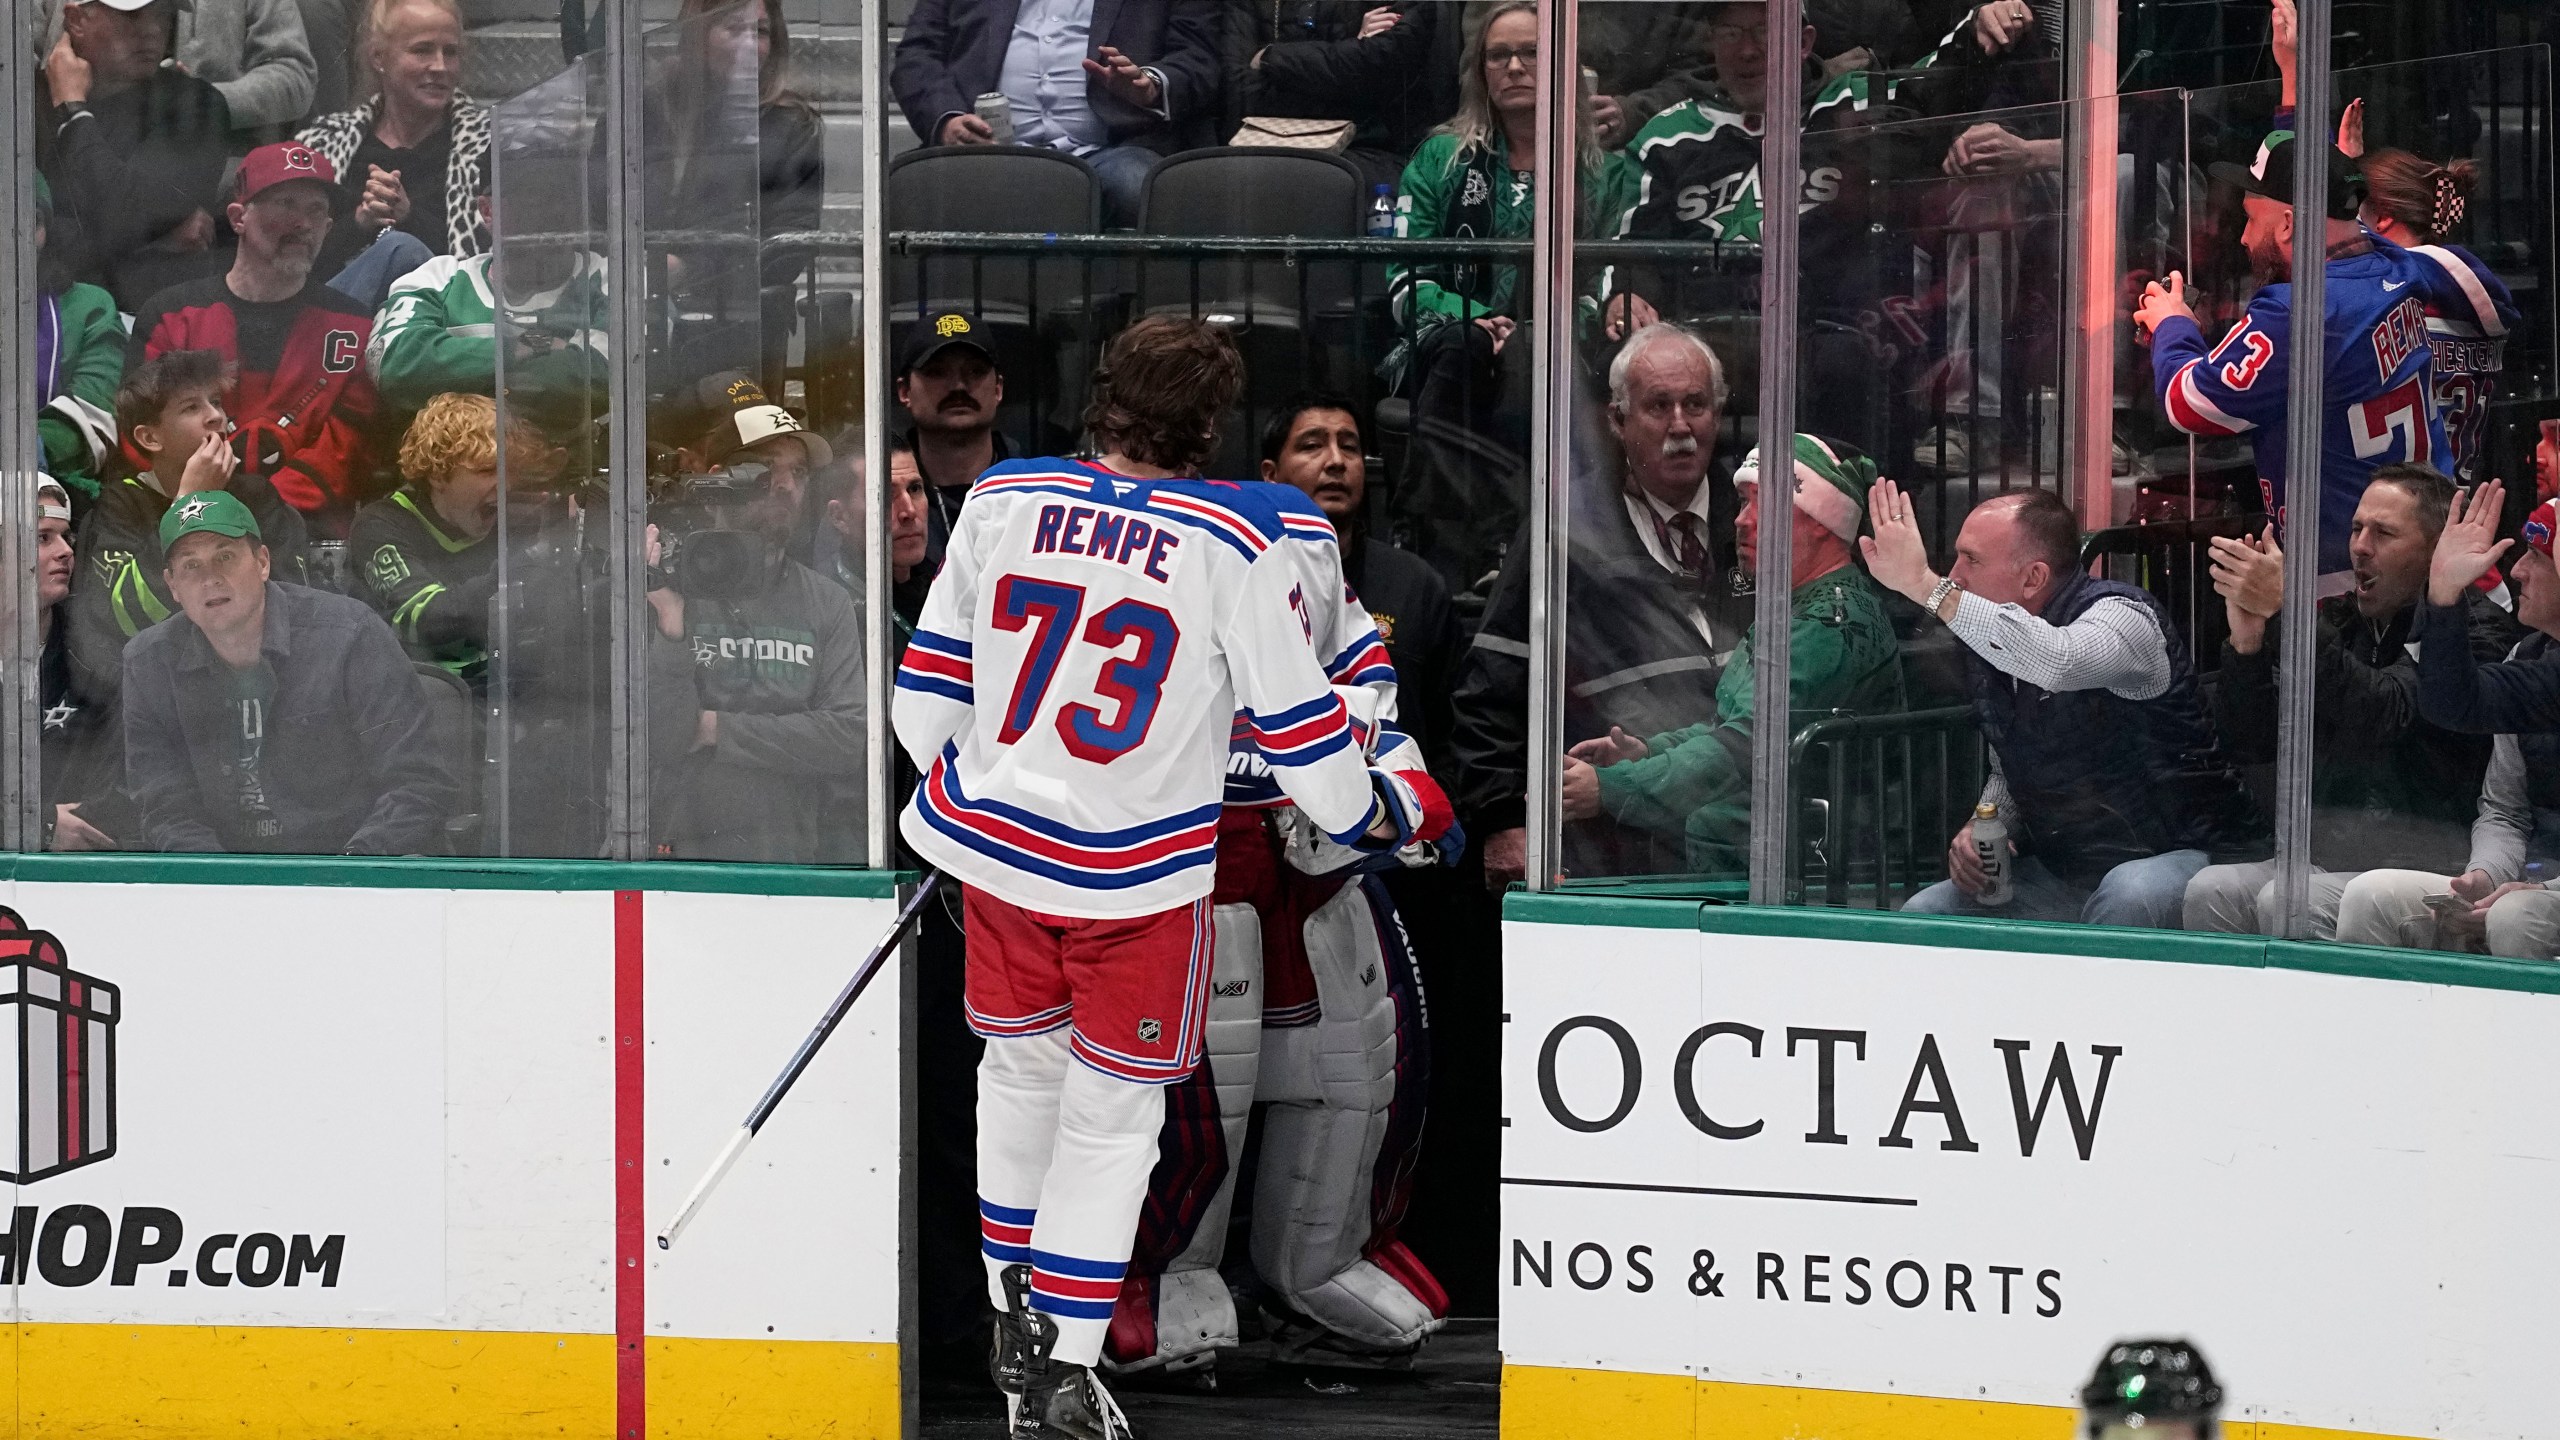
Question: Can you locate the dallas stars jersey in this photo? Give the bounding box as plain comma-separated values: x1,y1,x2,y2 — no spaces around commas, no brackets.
2151,232,2517,574
367,251,609,417
895,460,1401,919
1601,73,1910,321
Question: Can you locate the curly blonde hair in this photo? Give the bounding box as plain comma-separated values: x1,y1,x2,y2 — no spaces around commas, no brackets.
398,392,557,489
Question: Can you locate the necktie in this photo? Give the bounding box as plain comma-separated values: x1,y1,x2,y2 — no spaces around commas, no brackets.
1668,511,1710,587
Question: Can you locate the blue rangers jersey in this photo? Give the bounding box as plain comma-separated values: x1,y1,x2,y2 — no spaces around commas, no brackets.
2419,241,2517,484
894,459,1413,919
2151,231,2517,574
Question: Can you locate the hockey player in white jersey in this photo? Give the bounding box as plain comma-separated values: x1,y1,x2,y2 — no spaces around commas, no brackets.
893,318,1435,1439
1104,486,1462,1382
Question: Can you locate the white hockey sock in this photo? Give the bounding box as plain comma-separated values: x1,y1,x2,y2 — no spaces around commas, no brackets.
978,1030,1072,1311
1024,1058,1168,1366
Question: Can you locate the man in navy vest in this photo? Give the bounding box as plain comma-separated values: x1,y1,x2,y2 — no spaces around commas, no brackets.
1861,481,2261,927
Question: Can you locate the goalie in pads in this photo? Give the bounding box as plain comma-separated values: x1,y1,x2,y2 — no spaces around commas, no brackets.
1104,500,1462,1380
893,319,1437,1439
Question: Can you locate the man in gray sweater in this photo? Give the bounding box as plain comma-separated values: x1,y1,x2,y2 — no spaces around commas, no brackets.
45,0,315,132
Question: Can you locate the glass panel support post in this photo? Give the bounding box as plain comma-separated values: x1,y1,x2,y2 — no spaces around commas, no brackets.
603,0,651,861
863,0,893,868
2273,0,2332,937
0,0,38,853
1524,0,1580,892
1746,0,1806,906
2061,0,2121,527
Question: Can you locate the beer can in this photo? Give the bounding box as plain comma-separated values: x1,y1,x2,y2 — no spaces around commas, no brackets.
973,92,1015,145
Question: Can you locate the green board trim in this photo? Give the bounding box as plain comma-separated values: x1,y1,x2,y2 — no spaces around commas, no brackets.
2,853,916,899
1504,892,2560,997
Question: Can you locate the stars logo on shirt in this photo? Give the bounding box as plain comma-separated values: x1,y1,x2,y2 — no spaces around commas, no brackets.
41,700,76,733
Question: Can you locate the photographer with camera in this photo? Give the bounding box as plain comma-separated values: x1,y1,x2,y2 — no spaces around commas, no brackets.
126,142,381,537
645,373,864,864
71,348,311,708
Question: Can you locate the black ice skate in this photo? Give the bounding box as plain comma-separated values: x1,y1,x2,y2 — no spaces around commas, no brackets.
992,1263,1046,1401
1014,1360,1137,1439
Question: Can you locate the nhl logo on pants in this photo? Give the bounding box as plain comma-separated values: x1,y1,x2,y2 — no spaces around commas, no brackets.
1138,1019,1162,1044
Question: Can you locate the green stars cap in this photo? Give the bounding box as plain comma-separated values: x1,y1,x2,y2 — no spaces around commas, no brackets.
1733,433,1877,541
159,490,263,552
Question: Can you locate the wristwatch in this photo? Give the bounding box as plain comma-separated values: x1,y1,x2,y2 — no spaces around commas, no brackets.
1925,574,1960,618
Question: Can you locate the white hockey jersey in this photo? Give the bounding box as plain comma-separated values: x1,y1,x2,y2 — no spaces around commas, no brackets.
1225,496,1411,809
895,459,1398,918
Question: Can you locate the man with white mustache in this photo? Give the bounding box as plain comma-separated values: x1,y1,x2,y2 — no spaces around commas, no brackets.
1448,322,1753,884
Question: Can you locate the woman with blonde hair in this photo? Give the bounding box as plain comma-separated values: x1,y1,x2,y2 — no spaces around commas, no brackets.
1386,0,1636,595
295,0,488,303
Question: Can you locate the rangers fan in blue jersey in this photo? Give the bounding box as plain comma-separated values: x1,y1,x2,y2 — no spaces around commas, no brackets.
2133,130,2518,578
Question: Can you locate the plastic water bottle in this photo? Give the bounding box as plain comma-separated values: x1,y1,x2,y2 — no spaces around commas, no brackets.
1971,802,2012,907
1366,184,1397,239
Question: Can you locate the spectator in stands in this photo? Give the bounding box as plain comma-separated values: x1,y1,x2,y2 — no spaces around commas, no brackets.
43,0,317,133
1389,0,1637,599
1598,1,1920,456
1579,4,1709,149
646,373,864,863
2538,418,2560,503
2333,482,2560,956
897,311,1014,573
70,349,311,708
297,0,492,286
40,0,235,312
122,489,456,853
1220,1,1453,192
35,477,126,852
1865,483,2260,927
32,176,126,513
129,143,382,533
1260,393,1461,765
2133,131,2518,580
2182,465,2514,937
890,0,1219,226
1449,323,1749,886
657,0,824,381
299,0,356,118
349,393,558,684
367,156,608,435
1562,435,1904,875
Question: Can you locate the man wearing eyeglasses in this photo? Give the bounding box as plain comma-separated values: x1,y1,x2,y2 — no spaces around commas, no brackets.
645,372,865,864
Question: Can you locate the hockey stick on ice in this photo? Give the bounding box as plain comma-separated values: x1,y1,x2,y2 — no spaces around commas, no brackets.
657,871,946,1250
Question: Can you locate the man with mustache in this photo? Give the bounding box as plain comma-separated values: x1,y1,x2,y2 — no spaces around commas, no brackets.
1448,322,1752,884
128,142,381,536
896,310,1017,576
1559,433,1904,875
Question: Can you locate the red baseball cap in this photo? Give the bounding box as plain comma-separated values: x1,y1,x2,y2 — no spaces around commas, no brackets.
233,142,340,206
2524,501,2557,560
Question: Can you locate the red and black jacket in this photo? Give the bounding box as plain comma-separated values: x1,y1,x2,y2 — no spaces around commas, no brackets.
127,277,379,525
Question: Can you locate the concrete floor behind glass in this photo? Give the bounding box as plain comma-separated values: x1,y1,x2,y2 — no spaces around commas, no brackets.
921,1319,1500,1439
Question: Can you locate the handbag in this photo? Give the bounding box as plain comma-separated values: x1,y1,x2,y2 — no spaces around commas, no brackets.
1231,115,1356,152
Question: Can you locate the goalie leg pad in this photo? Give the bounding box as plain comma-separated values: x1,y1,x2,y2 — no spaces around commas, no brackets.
1251,877,1445,1352
1104,899,1265,1371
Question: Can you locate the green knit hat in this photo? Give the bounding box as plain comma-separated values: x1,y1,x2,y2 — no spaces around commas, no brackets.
1733,433,1876,541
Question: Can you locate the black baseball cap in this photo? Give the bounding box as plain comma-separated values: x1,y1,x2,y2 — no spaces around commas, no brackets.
2209,130,2363,221
898,311,996,377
